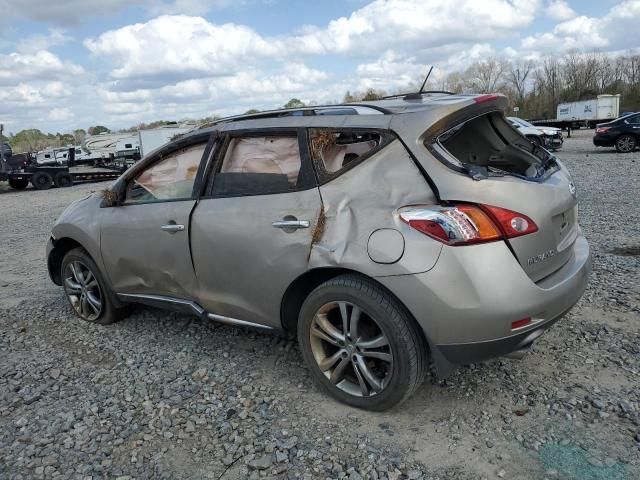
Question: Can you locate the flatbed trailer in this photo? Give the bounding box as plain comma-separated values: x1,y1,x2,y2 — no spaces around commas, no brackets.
1,164,124,191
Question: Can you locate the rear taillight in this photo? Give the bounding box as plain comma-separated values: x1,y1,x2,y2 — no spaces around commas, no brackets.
398,204,538,246
473,94,500,104
596,126,611,134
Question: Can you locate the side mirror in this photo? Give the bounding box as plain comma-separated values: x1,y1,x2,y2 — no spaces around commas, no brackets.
99,179,126,207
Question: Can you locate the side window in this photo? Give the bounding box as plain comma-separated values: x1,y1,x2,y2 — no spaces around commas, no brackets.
309,129,388,179
212,135,302,196
627,115,640,124
124,143,205,203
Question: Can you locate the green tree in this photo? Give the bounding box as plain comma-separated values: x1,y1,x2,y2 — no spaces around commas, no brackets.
283,98,305,109
244,109,260,114
88,125,110,135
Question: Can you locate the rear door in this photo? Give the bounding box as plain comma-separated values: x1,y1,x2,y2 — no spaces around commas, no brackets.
190,129,321,328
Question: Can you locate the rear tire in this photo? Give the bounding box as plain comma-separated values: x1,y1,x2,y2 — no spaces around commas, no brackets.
8,178,28,190
31,171,53,190
54,172,73,188
61,248,126,325
615,134,636,153
297,274,427,411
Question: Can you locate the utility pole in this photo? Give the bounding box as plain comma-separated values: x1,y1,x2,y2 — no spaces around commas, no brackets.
0,124,6,174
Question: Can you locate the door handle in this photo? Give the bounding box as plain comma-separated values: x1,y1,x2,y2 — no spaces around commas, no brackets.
161,223,185,233
272,220,310,230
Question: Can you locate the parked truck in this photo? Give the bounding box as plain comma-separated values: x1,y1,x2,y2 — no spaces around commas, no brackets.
532,94,621,129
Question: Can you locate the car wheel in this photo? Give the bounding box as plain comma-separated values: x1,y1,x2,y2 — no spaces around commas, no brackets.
31,171,53,190
615,134,636,153
8,178,28,190
298,274,427,410
54,172,73,188
61,248,125,325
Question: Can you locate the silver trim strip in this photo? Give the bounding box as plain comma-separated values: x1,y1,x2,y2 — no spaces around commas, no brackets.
272,220,310,229
208,313,274,330
117,293,273,330
117,293,205,316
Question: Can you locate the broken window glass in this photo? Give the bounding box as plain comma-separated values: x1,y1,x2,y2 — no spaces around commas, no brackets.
310,130,383,176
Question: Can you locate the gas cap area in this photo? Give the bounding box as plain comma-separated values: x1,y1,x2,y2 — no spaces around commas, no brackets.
367,229,405,264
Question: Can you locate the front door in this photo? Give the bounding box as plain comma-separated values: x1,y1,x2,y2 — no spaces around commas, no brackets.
100,141,208,299
190,131,321,327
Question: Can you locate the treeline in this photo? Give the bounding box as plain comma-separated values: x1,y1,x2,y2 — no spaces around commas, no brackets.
343,50,640,120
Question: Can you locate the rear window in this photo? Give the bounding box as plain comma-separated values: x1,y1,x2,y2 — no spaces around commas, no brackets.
433,111,557,180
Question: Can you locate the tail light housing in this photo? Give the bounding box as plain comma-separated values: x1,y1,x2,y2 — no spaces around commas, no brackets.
595,126,611,134
399,203,537,246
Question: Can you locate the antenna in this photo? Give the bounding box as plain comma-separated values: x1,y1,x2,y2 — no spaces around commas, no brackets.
419,66,434,93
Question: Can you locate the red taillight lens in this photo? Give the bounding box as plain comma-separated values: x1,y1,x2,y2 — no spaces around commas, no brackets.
511,318,532,330
481,205,538,238
399,203,538,246
595,126,611,134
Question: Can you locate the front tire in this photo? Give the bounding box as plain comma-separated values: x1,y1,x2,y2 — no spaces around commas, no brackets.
61,248,125,324
8,178,28,190
298,274,427,411
615,134,636,153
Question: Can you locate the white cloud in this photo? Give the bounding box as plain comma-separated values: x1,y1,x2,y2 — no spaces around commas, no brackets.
85,15,280,88
16,29,72,54
523,0,640,52
49,107,74,121
0,0,144,25
0,50,85,86
545,0,576,21
148,0,235,16
290,0,542,54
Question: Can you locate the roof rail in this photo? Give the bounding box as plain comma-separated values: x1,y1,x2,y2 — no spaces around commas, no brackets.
198,104,391,129
382,90,456,100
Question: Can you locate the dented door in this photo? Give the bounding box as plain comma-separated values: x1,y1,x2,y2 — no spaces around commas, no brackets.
191,189,322,327
100,200,198,298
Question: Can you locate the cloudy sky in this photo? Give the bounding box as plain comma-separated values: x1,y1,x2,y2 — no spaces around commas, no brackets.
1,0,638,133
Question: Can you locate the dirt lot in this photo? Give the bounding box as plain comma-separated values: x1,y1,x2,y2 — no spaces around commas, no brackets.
1,129,639,480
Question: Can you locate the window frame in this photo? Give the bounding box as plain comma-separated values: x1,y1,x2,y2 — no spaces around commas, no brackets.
202,127,317,199
307,127,395,185
120,132,216,206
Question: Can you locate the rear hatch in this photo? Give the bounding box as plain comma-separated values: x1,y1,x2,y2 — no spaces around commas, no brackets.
400,95,578,282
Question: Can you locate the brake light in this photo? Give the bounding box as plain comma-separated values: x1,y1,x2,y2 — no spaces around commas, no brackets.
595,126,611,134
473,94,500,104
399,203,538,246
511,318,532,330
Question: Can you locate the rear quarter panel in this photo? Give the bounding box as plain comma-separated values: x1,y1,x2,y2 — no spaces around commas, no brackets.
310,139,442,276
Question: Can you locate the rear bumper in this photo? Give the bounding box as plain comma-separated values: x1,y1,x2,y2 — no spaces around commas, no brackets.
593,135,615,147
377,232,591,369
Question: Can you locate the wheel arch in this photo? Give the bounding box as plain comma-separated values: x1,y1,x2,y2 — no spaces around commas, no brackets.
48,237,85,285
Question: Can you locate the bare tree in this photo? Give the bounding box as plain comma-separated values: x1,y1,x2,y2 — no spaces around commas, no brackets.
507,60,534,107
465,58,507,93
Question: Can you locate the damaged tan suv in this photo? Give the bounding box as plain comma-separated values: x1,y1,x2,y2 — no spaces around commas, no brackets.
47,93,590,410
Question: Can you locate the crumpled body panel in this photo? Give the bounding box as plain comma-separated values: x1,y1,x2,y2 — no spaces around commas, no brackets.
309,140,442,276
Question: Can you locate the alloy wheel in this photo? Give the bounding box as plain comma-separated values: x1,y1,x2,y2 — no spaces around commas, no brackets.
63,261,103,321
309,301,393,397
616,136,635,153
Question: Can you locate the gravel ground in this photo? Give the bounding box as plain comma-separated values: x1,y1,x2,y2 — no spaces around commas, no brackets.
1,129,639,480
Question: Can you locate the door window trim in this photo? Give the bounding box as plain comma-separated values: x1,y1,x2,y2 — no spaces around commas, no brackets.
201,127,317,199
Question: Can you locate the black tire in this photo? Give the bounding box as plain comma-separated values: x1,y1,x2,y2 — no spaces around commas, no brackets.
298,274,427,411
8,178,28,190
61,247,126,325
615,134,637,153
54,172,73,188
31,171,53,190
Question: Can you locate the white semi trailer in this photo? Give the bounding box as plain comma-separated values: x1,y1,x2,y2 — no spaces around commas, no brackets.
533,94,621,129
